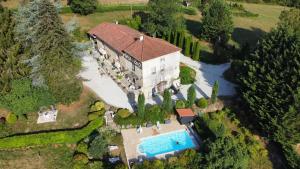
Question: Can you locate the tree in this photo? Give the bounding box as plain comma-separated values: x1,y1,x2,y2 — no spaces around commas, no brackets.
0,79,55,117
238,26,300,145
173,31,179,45
143,0,185,36
70,0,98,15
192,41,201,61
201,137,250,169
211,81,219,103
278,8,300,36
88,134,108,159
187,85,196,107
167,31,172,42
184,35,192,57
0,9,30,93
200,0,233,44
137,93,145,119
178,31,185,49
162,89,172,113
15,0,82,104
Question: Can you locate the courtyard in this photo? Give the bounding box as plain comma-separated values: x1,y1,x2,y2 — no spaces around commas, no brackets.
80,51,236,111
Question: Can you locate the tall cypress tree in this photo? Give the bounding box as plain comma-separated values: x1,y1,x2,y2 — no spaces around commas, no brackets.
178,31,185,49
137,93,145,119
187,85,196,107
211,81,219,103
184,35,192,57
15,0,82,104
0,9,30,93
192,41,201,61
162,89,172,113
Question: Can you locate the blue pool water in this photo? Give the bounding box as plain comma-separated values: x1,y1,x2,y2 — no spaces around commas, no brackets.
138,130,196,157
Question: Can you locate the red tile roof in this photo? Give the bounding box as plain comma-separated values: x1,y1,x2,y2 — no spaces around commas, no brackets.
176,109,196,117
88,22,181,62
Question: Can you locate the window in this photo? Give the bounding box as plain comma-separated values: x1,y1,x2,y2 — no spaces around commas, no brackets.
132,62,135,71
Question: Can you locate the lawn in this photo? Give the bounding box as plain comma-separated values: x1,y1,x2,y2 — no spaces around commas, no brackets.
1,87,98,137
184,2,288,48
0,144,75,169
60,11,133,31
231,2,288,47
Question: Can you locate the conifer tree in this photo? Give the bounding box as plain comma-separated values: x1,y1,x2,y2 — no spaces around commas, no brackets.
167,31,172,42
162,89,172,113
211,81,219,103
192,41,201,61
184,35,192,56
173,31,178,46
0,9,30,93
178,31,185,49
187,85,196,107
15,0,82,104
137,93,145,119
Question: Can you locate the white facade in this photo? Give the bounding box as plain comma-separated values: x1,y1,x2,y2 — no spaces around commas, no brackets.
142,51,181,97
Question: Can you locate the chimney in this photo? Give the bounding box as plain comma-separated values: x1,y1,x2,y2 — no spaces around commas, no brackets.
139,35,144,41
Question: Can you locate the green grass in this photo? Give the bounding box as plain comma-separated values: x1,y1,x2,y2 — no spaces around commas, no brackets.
0,118,103,149
0,145,74,169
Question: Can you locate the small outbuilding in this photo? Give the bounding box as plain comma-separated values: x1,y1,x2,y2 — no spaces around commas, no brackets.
176,108,196,124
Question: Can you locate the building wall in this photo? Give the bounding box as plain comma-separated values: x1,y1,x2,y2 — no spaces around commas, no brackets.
142,51,180,97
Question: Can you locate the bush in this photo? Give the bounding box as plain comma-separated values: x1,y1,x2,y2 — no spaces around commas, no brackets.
88,112,99,121
117,108,131,118
145,105,164,123
90,101,105,112
76,141,88,154
197,98,208,108
73,153,89,164
0,118,103,149
182,7,197,15
70,0,98,15
114,114,141,126
180,66,196,84
175,100,186,109
89,161,103,169
6,113,17,124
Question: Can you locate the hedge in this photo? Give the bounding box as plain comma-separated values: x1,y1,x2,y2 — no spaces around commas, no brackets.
0,118,103,149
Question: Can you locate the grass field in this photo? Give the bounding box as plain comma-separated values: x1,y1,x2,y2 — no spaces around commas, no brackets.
231,2,288,47
0,144,75,169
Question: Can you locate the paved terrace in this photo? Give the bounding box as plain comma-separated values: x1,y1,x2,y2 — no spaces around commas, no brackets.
121,117,188,164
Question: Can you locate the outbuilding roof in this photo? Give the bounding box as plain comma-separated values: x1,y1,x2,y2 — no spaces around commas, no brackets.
176,108,196,117
88,22,181,62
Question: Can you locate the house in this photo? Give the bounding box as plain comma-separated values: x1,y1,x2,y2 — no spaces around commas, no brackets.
176,108,197,124
88,22,181,98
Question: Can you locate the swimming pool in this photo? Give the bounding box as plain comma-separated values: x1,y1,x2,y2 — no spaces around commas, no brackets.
138,130,196,157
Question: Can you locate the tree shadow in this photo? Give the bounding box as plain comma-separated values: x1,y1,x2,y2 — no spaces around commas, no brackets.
186,19,202,38
232,27,266,48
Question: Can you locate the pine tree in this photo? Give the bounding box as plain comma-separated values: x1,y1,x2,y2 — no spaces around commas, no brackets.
187,85,196,107
192,41,201,61
70,0,98,15
0,9,30,93
162,89,172,113
211,81,219,103
137,93,145,119
15,0,82,104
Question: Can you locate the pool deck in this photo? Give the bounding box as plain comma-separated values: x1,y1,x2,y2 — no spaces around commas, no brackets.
121,116,196,165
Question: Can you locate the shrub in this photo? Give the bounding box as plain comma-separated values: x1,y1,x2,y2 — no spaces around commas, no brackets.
91,101,105,112
76,141,88,154
6,113,17,124
73,153,89,164
88,135,108,159
89,161,103,169
114,114,141,126
180,66,196,84
145,105,164,123
197,98,208,108
175,100,186,109
70,0,98,15
117,109,131,118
